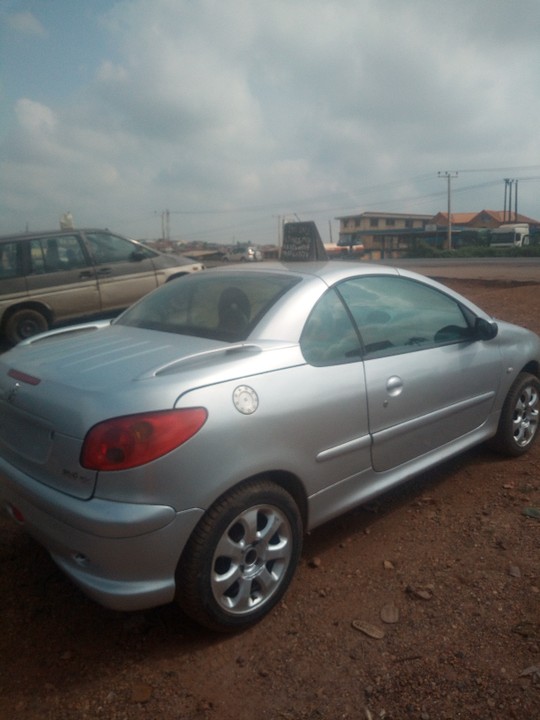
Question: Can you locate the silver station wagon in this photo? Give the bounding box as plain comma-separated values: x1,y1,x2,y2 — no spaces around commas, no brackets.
0,262,539,631
0,228,204,344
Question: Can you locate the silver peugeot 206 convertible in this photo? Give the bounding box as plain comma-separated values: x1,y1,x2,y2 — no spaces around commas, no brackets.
0,262,539,631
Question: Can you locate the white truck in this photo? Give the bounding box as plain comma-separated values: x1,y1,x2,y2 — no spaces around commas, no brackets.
489,223,530,247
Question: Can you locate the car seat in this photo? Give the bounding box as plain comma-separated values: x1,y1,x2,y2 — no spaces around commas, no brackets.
218,287,251,335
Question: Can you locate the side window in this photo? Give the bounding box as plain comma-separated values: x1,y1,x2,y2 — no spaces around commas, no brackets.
337,276,472,358
85,233,154,264
57,235,87,268
29,239,47,273
0,241,23,278
300,288,362,366
29,235,88,273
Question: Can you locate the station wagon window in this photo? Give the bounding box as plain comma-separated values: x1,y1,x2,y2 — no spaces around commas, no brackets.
29,235,88,274
300,289,362,366
85,232,155,264
337,275,472,358
0,241,22,278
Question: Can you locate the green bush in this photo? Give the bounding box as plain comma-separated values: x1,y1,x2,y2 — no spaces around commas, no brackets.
405,245,540,259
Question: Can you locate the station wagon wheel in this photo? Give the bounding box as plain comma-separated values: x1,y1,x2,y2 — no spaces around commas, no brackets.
177,479,303,632
4,308,48,345
490,372,540,456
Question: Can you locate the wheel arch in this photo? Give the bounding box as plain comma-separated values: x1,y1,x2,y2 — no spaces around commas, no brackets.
251,469,309,529
520,359,540,378
177,470,308,565
214,470,308,531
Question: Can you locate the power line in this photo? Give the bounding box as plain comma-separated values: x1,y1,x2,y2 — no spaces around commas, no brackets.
456,164,540,174
158,169,538,222
142,166,540,243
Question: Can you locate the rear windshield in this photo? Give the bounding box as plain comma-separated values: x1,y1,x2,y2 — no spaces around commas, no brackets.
115,271,301,341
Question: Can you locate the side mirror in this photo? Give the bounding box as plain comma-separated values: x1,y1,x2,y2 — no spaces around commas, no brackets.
131,250,146,262
475,317,498,341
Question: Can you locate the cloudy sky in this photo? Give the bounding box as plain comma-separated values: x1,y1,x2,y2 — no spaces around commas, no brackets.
1,0,540,245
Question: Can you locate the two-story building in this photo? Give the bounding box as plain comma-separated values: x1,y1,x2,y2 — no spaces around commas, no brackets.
336,211,433,259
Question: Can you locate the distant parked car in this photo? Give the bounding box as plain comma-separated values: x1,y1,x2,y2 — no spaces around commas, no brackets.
225,245,263,262
0,228,205,344
0,262,539,631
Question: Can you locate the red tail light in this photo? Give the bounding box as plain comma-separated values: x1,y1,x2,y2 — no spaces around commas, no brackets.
80,408,208,471
8,369,40,385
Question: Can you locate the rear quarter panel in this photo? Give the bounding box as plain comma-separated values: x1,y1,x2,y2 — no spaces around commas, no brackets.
93,361,373,514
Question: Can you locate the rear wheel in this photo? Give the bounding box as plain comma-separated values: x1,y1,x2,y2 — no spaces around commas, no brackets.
177,479,303,632
490,372,540,456
4,308,49,344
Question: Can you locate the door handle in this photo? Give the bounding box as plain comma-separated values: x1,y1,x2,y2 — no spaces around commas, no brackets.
79,271,94,280
97,267,112,276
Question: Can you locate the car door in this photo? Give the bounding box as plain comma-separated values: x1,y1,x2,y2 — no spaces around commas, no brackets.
24,234,101,320
337,275,503,472
298,287,372,485
83,231,159,312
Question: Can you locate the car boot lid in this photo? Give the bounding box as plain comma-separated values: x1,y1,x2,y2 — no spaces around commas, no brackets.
8,322,300,385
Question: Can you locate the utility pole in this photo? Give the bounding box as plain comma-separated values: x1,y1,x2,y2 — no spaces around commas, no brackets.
161,210,170,242
438,171,458,251
275,215,282,249
503,179,519,222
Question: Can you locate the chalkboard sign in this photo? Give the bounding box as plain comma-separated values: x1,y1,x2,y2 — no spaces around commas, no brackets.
280,221,328,262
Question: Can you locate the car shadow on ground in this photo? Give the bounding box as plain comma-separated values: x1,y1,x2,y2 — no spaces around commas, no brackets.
301,449,480,558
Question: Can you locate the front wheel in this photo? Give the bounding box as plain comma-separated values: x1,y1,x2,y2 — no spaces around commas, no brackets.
490,372,540,456
176,479,303,632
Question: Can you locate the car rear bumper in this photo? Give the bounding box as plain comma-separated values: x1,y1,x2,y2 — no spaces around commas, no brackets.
0,458,204,611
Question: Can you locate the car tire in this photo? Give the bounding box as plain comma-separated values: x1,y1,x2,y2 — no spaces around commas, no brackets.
176,479,303,632
4,308,49,345
489,372,540,456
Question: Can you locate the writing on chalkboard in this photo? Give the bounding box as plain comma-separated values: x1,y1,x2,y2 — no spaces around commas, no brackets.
280,221,328,262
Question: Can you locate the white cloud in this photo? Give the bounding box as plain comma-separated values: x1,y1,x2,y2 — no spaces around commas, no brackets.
15,99,57,134
2,0,540,240
7,11,46,36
